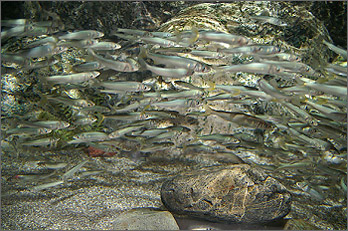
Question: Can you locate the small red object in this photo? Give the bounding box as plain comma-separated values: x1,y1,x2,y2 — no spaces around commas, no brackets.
85,146,117,157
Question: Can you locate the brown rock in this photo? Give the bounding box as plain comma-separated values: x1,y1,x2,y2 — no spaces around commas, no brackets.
161,164,291,223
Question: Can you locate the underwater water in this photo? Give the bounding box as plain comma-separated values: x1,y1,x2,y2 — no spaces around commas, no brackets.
1,1,347,230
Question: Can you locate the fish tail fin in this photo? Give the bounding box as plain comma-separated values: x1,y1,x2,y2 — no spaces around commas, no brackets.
203,103,214,116
142,105,151,113
85,48,98,62
188,27,199,45
207,81,216,91
87,48,96,58
37,92,50,108
138,46,148,59
137,57,148,72
174,30,182,44
269,78,280,90
191,133,200,144
65,63,74,73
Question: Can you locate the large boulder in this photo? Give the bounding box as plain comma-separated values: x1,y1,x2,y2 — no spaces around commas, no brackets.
161,164,291,223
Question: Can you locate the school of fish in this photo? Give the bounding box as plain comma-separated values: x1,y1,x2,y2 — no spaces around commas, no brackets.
1,16,347,202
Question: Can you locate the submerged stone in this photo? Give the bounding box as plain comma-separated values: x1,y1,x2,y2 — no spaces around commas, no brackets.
112,208,179,230
161,164,291,223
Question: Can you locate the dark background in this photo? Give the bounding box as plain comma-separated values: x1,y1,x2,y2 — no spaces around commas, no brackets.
1,1,347,48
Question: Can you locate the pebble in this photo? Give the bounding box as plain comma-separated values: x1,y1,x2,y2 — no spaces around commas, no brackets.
113,208,179,230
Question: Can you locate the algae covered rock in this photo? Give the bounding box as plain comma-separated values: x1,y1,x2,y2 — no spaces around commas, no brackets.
161,164,291,223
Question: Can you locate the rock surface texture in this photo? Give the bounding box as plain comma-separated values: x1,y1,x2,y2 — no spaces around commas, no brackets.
112,208,180,230
161,164,291,223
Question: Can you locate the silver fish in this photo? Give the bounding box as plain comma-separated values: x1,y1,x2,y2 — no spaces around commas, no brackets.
138,57,193,78
72,131,109,141
198,31,253,46
47,96,95,107
21,137,60,147
283,102,318,126
23,26,53,37
81,105,111,113
149,31,173,38
295,182,324,201
62,160,89,181
303,82,347,98
287,128,331,150
111,32,139,41
108,125,144,139
131,128,168,138
219,45,281,55
305,99,346,122
88,41,121,50
257,78,290,100
323,40,347,59
1,19,28,27
140,37,179,47
151,98,195,111
112,101,142,114
160,89,203,99
22,58,59,71
99,81,151,92
73,62,105,72
104,112,154,122
189,50,226,59
21,120,70,130
6,127,52,136
255,53,301,62
1,53,27,65
25,36,59,48
115,28,148,36
1,24,34,40
45,71,100,84
250,15,288,27
39,162,69,170
215,63,284,76
214,85,247,94
58,39,97,48
88,49,139,72
74,117,97,126
325,63,347,77
140,48,210,73
32,180,64,191
197,134,239,144
204,105,273,129
58,30,104,40
262,60,316,75
147,128,183,142
15,43,67,58
174,81,205,91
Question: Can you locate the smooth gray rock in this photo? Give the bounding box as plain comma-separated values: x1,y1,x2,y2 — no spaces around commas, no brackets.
113,208,179,230
161,164,292,223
